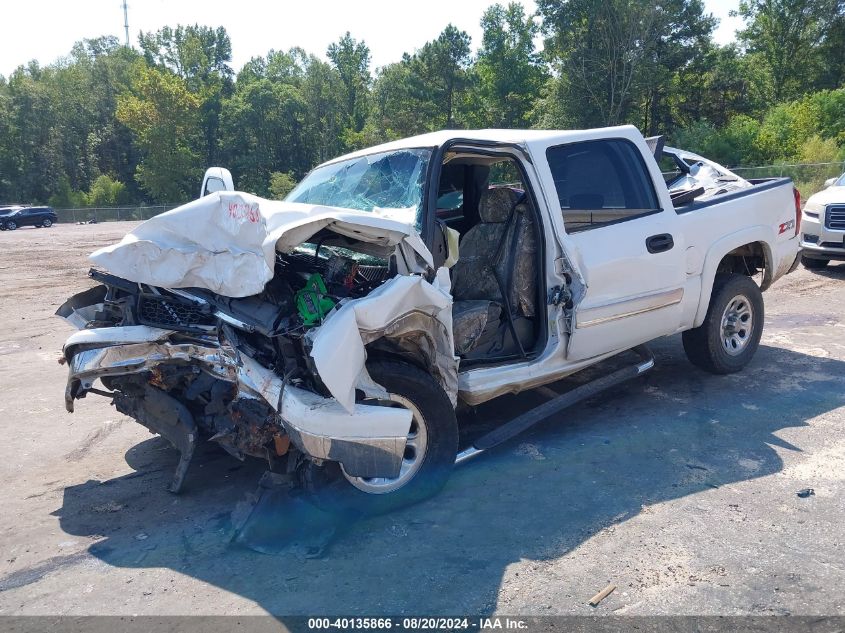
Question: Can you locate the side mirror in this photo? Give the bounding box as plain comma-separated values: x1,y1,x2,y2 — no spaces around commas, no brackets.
823,177,837,189
201,167,235,197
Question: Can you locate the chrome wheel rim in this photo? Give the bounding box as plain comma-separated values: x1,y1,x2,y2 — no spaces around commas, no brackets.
342,394,428,494
721,294,753,356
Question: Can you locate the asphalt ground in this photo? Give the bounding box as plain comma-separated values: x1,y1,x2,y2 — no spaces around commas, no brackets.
0,221,843,618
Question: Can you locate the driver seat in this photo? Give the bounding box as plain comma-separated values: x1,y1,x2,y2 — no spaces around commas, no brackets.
450,188,537,357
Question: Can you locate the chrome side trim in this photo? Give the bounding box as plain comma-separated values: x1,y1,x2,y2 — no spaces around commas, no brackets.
575,288,684,329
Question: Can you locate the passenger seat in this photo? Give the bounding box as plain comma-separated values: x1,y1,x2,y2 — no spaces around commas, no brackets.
450,188,537,356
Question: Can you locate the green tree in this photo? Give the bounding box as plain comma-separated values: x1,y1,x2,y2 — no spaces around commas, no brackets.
675,45,766,128
85,174,128,206
370,61,431,138
299,54,347,162
220,75,308,195
116,64,202,202
735,0,840,101
475,3,548,128
538,0,660,127
139,25,234,164
47,177,86,209
537,0,715,131
138,25,233,88
268,171,297,199
0,63,64,204
408,25,473,128
327,33,371,135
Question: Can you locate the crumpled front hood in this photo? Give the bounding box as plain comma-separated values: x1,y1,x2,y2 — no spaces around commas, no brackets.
90,192,432,297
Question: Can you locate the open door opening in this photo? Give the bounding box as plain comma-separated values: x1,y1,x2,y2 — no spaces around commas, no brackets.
433,151,545,366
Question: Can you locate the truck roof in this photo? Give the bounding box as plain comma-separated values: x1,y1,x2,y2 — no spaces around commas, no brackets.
326,125,642,166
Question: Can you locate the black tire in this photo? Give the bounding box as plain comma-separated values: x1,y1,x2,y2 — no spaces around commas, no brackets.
301,359,458,516
42,218,52,227
6,221,16,230
682,273,764,375
0,224,6,231
34,223,42,228
802,255,829,269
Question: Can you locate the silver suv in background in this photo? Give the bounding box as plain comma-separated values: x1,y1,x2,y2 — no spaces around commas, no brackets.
801,172,845,268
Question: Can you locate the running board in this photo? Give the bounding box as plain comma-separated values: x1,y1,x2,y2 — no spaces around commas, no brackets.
455,345,655,464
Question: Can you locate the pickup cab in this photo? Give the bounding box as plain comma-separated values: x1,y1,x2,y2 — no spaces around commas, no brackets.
57,126,802,511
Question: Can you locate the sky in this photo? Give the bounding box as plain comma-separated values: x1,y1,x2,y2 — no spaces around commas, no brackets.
1,0,744,78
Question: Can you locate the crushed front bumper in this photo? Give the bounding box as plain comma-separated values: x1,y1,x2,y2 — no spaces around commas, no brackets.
61,327,412,483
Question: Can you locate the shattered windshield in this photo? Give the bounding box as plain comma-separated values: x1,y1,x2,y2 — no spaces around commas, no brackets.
287,148,431,229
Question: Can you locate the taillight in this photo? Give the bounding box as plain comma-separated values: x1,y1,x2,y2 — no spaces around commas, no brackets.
793,187,801,236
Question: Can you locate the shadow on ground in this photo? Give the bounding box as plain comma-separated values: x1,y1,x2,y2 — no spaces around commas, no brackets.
46,339,845,614
807,261,845,280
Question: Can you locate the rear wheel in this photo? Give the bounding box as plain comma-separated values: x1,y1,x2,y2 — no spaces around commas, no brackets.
682,274,764,374
301,359,458,516
6,221,16,230
802,256,829,269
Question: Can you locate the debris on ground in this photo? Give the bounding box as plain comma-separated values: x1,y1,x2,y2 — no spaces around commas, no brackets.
588,583,616,606
797,488,815,498
91,501,125,513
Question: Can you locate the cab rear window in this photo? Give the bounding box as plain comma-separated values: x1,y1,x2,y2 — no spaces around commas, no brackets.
546,139,660,233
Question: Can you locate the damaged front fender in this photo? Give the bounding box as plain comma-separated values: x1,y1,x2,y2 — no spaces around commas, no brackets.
308,268,459,413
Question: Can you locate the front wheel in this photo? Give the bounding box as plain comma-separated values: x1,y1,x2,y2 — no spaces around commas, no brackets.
682,274,764,375
802,256,829,270
42,218,53,227
301,359,458,516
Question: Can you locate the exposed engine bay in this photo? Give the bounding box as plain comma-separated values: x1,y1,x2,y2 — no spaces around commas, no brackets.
58,219,447,493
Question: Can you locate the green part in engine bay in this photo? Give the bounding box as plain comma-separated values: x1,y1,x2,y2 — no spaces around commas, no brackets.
295,273,335,326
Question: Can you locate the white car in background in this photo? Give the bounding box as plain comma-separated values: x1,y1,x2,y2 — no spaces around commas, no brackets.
801,172,845,268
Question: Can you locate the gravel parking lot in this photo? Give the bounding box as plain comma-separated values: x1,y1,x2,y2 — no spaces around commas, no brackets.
0,221,843,617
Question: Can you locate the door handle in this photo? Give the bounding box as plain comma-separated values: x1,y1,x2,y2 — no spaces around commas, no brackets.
646,233,674,254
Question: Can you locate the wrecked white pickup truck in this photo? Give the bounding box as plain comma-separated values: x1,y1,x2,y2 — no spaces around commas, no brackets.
58,126,802,512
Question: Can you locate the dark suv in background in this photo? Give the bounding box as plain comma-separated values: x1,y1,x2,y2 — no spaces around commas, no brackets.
0,206,58,230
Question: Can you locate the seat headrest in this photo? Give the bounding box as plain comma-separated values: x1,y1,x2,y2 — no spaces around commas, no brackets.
479,187,520,223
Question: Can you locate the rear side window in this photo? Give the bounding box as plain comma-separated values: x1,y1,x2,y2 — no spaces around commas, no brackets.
546,139,660,233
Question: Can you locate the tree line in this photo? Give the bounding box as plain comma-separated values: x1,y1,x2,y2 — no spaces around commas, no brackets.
1,0,843,208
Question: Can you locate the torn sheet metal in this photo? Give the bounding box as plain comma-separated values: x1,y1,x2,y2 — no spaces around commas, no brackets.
309,268,458,412
238,353,413,478
281,385,412,478
89,191,433,297
664,146,751,201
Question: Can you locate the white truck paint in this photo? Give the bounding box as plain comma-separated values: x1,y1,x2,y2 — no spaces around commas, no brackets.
58,125,802,501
